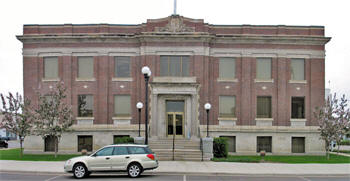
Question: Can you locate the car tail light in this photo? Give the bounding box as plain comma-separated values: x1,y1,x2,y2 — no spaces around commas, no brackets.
147,154,155,160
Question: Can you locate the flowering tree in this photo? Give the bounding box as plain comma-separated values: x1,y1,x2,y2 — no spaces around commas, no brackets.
334,95,350,153
34,82,75,158
0,93,34,157
314,93,350,159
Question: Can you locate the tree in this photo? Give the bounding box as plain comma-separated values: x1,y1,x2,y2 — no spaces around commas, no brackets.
334,95,350,153
0,93,34,158
314,93,350,159
34,82,75,158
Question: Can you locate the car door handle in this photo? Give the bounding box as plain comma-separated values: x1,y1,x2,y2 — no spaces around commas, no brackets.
125,156,130,159
106,157,110,160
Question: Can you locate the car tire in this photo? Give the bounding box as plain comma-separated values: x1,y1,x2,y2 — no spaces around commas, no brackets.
127,163,142,178
73,163,88,179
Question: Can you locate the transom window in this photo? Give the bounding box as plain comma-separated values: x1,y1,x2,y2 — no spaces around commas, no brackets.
114,95,131,117
256,58,271,79
291,59,305,80
44,57,58,79
114,56,131,77
78,57,94,79
219,57,235,79
219,96,236,118
257,96,272,118
78,95,93,117
160,56,189,77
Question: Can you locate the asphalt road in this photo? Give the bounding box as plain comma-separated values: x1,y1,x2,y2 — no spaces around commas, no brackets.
1,172,349,181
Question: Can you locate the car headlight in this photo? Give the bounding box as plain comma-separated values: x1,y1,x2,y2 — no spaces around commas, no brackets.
65,160,71,165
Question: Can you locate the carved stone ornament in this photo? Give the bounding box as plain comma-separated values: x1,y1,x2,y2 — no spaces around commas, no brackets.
155,16,195,33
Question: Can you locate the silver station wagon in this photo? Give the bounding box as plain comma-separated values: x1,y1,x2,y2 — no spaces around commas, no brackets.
64,144,158,178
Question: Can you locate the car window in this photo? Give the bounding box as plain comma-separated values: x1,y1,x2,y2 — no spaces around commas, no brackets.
95,147,114,156
144,146,153,154
127,146,147,154
113,146,128,155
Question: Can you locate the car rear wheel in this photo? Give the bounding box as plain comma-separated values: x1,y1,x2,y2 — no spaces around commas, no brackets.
73,163,88,179
127,163,142,178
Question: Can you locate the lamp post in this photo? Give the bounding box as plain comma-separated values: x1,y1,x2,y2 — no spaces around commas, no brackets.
142,66,151,145
204,103,211,137
136,102,143,137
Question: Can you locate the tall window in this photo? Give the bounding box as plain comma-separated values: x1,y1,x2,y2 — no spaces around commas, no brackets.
44,135,57,152
257,136,272,152
291,59,305,80
291,97,305,118
257,96,272,118
44,57,58,79
219,57,235,79
160,56,189,76
78,135,92,152
78,95,93,117
219,96,236,118
292,137,305,153
78,57,94,79
114,56,131,77
114,95,131,117
256,58,271,79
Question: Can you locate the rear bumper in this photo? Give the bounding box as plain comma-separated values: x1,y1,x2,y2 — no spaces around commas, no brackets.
142,160,158,170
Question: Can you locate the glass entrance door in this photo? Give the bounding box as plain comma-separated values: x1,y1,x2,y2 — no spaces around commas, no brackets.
167,112,184,137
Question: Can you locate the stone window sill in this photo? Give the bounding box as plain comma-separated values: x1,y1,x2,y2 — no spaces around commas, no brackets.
112,116,132,120
76,78,96,82
289,80,307,84
254,79,274,83
218,117,237,121
290,118,306,122
112,77,132,82
76,117,94,120
255,118,274,121
153,77,196,83
217,78,238,83
42,78,60,82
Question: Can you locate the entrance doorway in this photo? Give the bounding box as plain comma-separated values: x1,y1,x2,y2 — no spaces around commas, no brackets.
166,101,184,137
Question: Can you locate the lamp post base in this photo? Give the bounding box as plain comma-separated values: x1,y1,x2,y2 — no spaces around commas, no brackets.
201,137,213,159
134,137,145,145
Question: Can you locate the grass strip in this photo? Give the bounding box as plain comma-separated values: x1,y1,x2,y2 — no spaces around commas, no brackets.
0,148,80,161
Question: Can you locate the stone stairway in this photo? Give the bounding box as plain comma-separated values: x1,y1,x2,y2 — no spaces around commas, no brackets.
148,138,210,161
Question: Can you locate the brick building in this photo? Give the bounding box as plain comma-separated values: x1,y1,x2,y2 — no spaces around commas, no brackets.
17,15,330,158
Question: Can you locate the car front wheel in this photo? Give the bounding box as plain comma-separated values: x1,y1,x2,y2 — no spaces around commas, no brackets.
73,163,88,179
127,163,142,178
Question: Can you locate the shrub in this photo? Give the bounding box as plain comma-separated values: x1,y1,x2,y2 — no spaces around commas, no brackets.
340,140,350,145
114,136,134,144
213,137,228,158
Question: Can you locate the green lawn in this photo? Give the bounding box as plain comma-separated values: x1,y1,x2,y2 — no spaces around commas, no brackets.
0,148,80,161
212,154,350,164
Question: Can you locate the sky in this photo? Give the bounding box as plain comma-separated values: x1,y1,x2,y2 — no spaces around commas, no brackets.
0,0,349,98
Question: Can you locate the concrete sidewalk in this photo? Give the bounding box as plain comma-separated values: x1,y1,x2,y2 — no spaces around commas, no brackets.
0,160,349,176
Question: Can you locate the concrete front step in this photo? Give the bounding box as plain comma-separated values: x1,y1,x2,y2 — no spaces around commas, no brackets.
148,139,201,150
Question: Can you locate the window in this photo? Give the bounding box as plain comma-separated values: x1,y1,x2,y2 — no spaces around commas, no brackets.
257,96,272,118
291,97,305,119
256,58,271,79
220,136,236,152
114,56,131,77
219,57,235,79
114,95,131,117
44,57,58,79
160,56,189,76
291,59,305,80
113,146,129,155
219,96,236,118
127,146,147,154
292,137,305,153
78,135,93,152
78,57,94,79
257,136,272,153
95,147,114,156
44,136,57,152
78,95,93,117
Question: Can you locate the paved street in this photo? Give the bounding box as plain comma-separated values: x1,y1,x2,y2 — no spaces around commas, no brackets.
1,172,349,181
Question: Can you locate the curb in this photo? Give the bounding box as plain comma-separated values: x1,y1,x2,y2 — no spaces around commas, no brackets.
1,170,350,177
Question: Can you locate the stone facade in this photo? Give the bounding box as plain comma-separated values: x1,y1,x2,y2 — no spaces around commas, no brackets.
18,15,330,155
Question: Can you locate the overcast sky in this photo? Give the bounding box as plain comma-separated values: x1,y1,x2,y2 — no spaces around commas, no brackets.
0,0,349,98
